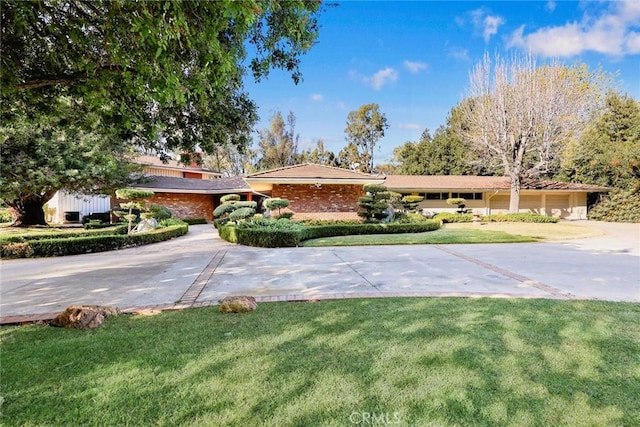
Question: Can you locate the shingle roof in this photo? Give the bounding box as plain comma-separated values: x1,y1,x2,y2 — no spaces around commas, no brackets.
132,176,252,194
245,163,385,180
385,175,610,192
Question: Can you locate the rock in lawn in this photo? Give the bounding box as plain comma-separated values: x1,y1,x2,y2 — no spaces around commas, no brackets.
219,296,257,313
50,305,118,329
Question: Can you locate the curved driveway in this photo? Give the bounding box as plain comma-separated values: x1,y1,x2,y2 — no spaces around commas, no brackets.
1,222,638,323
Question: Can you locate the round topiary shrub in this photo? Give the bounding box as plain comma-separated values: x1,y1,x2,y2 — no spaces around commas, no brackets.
228,207,255,221
221,194,241,203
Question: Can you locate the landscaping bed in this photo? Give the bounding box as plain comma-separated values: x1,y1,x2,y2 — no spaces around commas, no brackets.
0,223,188,258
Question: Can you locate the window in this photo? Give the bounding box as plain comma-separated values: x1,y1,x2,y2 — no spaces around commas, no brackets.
423,192,446,200
451,192,483,200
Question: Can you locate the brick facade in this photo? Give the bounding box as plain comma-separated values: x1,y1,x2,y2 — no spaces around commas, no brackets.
113,193,214,221
272,184,364,213
150,193,214,221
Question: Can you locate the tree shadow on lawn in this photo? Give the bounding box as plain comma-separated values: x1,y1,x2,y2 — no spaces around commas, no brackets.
1,298,639,426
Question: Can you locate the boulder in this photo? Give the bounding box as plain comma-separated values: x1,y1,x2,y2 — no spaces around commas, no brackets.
131,218,157,234
50,305,118,329
219,296,257,313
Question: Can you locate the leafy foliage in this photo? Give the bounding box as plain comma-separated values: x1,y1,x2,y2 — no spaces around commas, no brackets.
218,218,441,247
482,213,559,223
560,92,640,191
358,184,392,223
256,111,300,170
2,1,324,156
344,104,389,173
0,96,136,226
587,190,640,223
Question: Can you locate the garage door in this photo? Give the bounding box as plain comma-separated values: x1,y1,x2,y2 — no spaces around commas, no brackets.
547,195,571,218
489,195,509,212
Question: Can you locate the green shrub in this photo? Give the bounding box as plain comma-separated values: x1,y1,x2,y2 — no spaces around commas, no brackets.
217,224,238,243
0,208,15,223
433,212,473,223
217,218,441,248
149,204,172,220
393,212,431,223
1,224,187,258
302,221,440,241
182,217,207,225
0,225,129,245
588,190,640,223
213,203,236,218
297,219,361,226
482,213,559,223
83,221,114,230
158,218,188,227
220,194,241,203
2,242,34,258
228,207,256,221
274,212,294,220
235,219,305,247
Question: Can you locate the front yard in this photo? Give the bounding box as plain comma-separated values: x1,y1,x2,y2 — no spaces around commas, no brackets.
1,298,638,426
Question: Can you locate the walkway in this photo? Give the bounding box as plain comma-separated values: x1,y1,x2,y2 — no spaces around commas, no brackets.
1,223,638,324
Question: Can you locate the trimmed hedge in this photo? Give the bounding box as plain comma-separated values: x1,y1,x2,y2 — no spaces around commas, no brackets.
482,213,559,223
218,220,441,248
433,212,473,223
183,217,208,225
1,224,187,258
217,223,238,243
0,225,129,244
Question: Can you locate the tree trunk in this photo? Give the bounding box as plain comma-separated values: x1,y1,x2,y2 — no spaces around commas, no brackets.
8,193,52,227
509,176,521,213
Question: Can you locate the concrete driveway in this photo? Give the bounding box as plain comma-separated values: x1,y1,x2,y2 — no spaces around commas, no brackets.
1,222,638,323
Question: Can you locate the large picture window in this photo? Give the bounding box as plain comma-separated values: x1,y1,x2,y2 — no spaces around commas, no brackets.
422,192,483,200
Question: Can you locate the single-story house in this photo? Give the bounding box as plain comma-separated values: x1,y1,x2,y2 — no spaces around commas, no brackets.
46,160,609,223
243,164,609,220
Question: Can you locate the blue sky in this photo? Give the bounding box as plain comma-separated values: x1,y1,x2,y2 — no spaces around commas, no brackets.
244,0,640,166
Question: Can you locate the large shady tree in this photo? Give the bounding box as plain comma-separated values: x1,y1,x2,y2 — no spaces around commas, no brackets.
344,103,389,173
458,53,606,212
1,0,325,225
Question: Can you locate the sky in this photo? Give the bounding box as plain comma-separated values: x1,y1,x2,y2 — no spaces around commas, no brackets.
243,0,640,166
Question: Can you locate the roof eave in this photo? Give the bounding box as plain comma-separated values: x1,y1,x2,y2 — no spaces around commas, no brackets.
244,177,386,185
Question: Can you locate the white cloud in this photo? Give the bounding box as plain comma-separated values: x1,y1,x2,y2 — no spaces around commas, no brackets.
310,93,323,102
396,123,421,130
508,0,640,57
403,60,428,74
546,1,556,13
470,8,505,42
448,47,470,61
365,67,398,90
483,15,505,42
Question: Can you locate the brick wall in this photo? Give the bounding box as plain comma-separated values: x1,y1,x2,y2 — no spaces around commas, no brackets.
272,184,364,213
113,193,214,221
150,193,214,221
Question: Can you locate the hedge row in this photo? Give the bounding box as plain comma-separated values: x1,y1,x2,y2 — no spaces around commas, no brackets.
218,220,441,248
433,212,559,223
0,224,129,244
1,224,188,258
482,213,559,223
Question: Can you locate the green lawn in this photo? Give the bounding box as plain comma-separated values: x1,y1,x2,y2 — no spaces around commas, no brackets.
2,298,638,426
301,227,537,247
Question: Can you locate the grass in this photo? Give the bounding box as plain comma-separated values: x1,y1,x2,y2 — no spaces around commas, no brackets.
2,298,638,426
300,222,604,247
301,226,537,247
446,222,604,241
